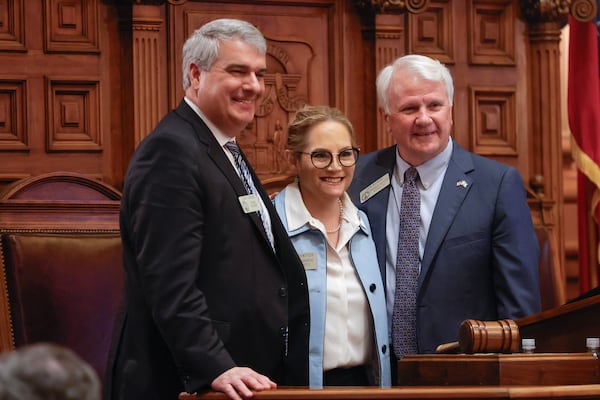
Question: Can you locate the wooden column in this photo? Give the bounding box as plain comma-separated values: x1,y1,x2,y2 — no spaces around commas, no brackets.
115,1,168,187
373,13,405,149
521,0,598,295
130,3,167,147
524,14,565,284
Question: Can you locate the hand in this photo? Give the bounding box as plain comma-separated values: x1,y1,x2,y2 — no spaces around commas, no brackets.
211,367,277,400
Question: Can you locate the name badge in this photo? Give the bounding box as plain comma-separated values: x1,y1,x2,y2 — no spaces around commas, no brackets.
299,252,318,270
238,194,261,214
360,174,390,203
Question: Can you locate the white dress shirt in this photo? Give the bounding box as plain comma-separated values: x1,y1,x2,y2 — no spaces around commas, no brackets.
285,184,373,370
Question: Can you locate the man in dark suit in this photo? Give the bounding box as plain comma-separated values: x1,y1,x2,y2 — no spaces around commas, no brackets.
106,19,309,400
348,54,541,375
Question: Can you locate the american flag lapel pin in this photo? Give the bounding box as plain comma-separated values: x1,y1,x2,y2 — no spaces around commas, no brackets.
456,180,468,188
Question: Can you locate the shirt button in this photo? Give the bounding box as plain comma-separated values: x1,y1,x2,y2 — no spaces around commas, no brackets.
279,287,287,297
382,345,387,354
369,283,376,292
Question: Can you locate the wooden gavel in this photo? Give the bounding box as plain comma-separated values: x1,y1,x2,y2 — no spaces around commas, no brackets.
436,319,520,354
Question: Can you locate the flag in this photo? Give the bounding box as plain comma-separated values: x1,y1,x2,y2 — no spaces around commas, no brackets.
568,2,600,294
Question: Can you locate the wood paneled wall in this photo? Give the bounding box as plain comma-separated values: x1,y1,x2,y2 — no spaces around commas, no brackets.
0,0,592,297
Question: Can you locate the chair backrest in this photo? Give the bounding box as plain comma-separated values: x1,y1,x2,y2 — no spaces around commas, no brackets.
535,225,566,311
0,172,123,385
526,184,566,312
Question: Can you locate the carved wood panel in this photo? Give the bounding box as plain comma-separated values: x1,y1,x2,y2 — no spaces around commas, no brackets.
0,77,27,151
43,0,99,53
468,0,515,65
0,0,26,52
408,0,454,64
0,0,122,190
45,76,102,152
469,85,517,156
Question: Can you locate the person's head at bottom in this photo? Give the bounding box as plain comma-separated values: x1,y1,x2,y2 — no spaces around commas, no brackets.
0,342,100,400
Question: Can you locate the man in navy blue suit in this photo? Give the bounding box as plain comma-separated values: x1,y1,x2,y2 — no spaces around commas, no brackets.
348,54,541,377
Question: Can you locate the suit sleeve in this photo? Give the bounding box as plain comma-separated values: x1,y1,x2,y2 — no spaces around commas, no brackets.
123,130,235,388
492,167,542,319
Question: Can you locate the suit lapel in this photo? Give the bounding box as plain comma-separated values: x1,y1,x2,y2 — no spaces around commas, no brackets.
175,101,248,194
174,101,274,251
357,146,396,278
419,143,474,284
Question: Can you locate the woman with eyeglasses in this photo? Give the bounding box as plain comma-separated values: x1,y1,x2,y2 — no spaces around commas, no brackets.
273,105,391,388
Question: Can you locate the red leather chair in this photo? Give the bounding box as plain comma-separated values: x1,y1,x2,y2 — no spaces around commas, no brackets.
0,172,123,385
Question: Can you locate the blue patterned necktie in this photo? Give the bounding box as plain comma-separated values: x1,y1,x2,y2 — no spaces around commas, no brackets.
392,166,420,359
224,141,275,249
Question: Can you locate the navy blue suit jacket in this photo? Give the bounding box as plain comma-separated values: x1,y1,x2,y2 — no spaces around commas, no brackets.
348,142,541,353
106,100,309,400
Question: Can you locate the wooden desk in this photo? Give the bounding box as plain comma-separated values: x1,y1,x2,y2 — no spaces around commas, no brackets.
184,296,600,400
397,353,600,386
182,384,600,399
518,295,600,353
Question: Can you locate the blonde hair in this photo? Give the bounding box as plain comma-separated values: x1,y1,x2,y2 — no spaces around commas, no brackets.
286,105,356,153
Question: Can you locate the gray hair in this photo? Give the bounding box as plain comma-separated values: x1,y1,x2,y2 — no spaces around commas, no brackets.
0,343,100,400
376,54,454,114
182,18,267,90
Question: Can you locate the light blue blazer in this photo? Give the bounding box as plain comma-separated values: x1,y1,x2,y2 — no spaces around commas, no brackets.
274,188,391,388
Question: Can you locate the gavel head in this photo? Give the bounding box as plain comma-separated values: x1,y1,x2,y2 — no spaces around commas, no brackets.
458,319,520,354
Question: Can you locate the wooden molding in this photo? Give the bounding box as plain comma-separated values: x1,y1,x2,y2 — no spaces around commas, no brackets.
407,0,453,64
468,0,515,65
45,76,102,152
0,77,28,151
355,0,430,14
520,0,597,24
469,86,517,156
0,0,26,52
43,0,100,53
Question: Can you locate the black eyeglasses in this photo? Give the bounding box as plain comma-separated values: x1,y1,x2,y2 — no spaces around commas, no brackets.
297,147,360,169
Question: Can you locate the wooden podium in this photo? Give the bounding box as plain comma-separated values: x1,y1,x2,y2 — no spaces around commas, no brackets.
184,295,600,399
518,294,600,353
183,385,600,399
398,294,600,386
398,353,600,386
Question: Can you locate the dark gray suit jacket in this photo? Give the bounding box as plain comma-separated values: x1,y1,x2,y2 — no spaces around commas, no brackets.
348,142,541,353
106,100,309,400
